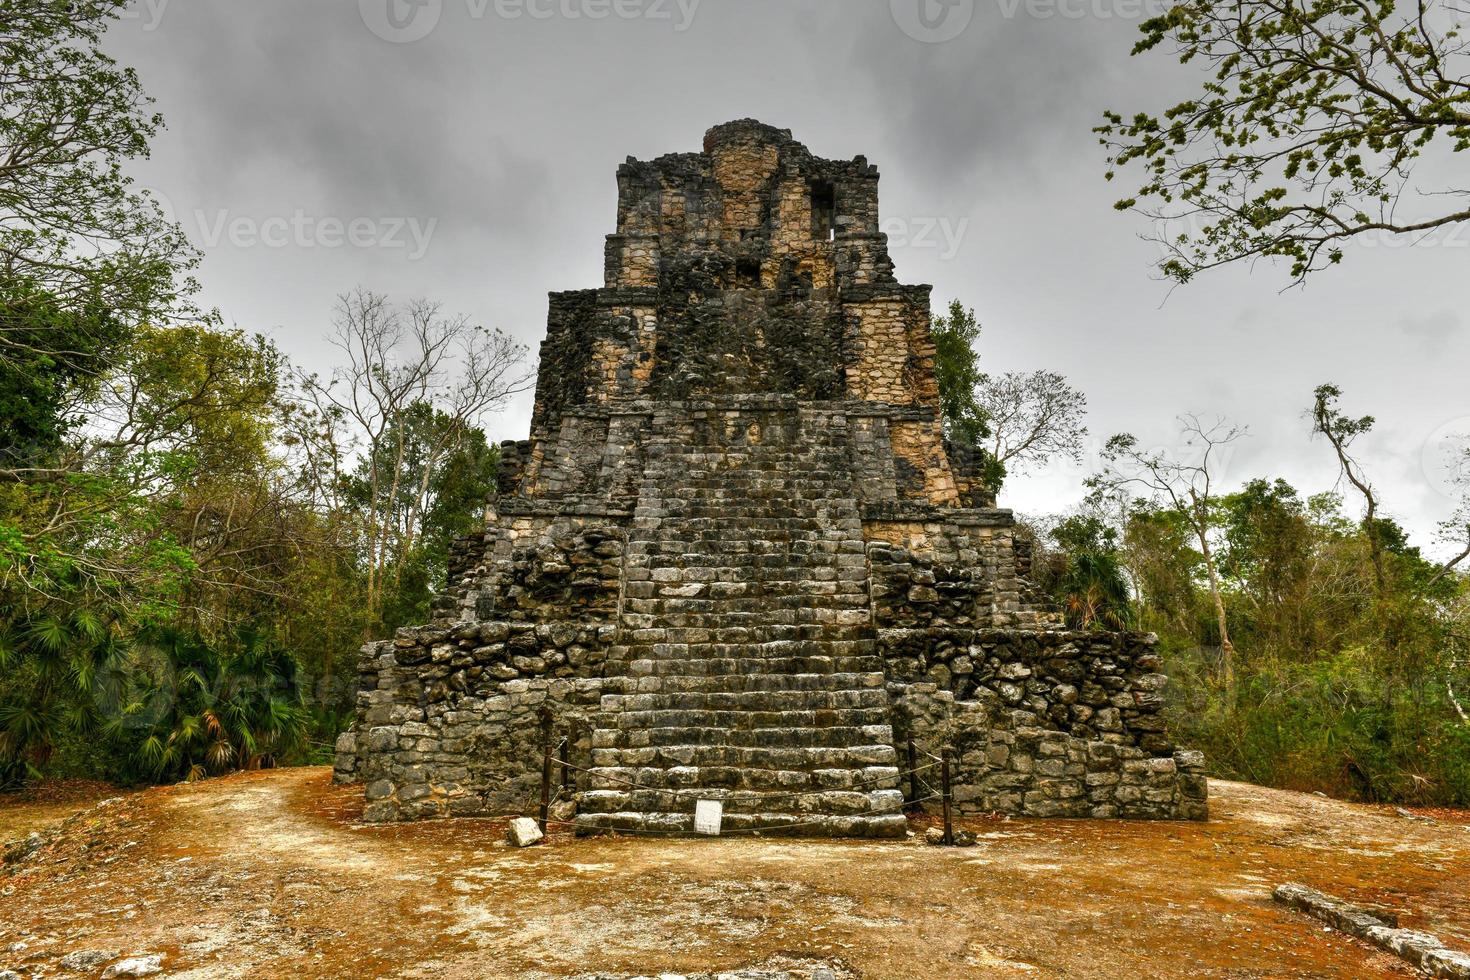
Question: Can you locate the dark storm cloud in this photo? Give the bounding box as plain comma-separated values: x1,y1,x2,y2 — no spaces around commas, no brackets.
102,0,1470,553
848,3,1145,181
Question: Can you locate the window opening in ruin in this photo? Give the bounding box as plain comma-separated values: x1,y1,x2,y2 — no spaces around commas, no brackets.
736,258,762,288
811,180,836,241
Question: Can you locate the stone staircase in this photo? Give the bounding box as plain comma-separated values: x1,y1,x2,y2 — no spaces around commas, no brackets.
576,402,907,836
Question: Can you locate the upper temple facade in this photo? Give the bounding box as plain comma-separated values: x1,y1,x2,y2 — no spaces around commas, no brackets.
336,121,1207,835
502,118,990,514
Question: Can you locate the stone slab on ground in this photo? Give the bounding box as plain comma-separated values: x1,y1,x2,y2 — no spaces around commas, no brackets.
59,949,118,971
101,955,165,978
580,958,854,980
1274,883,1470,979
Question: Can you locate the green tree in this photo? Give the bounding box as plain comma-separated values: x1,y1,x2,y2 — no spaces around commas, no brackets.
296,291,529,619
1313,384,1470,600
1050,514,1135,630
1094,415,1247,678
0,324,286,607
0,602,126,786
1123,504,1202,638
0,286,126,467
0,1,197,328
0,323,334,782
931,301,1088,495
930,300,988,446
1312,384,1389,594
116,626,307,783
1105,448,1470,803
345,401,499,631
1098,0,1470,284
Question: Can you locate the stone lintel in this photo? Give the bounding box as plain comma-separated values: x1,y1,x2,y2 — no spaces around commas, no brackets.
860,503,1018,527
493,497,635,520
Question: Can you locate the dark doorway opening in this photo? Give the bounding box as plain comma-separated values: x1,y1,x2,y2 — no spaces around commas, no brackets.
811,180,836,241
736,258,762,288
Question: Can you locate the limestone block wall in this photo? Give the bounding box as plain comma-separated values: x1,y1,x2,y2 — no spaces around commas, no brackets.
894,686,1208,820
333,622,619,822
843,297,937,407
472,516,626,624
881,630,1169,748
864,513,1056,629
880,629,1205,820
856,519,1205,821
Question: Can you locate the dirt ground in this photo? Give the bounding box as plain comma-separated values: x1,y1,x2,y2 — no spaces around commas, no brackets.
0,781,119,843
2,769,1467,979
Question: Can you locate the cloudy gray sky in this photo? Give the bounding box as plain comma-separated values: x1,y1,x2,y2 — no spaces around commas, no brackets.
105,0,1470,556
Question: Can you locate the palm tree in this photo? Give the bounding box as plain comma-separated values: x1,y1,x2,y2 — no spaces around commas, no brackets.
1058,550,1135,631
0,605,127,787
117,626,307,782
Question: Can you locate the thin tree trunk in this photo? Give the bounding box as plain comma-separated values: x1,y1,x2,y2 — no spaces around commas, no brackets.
1194,523,1234,682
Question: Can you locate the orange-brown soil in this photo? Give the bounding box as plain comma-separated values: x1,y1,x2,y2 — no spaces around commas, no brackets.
0,781,120,842
2,769,1466,978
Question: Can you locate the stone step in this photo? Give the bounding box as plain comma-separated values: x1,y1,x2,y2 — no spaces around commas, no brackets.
596,724,895,750
628,519,860,530
627,526,860,539
625,567,868,582
623,601,872,616
574,810,909,838
602,689,889,713
625,576,871,591
622,614,873,632
614,636,877,656
607,707,894,730
590,744,900,772
580,787,904,815
618,657,885,677
622,604,872,621
629,532,864,544
619,671,885,694
586,419,899,839
624,607,873,621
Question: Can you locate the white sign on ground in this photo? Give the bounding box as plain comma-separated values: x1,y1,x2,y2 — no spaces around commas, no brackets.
694,800,723,836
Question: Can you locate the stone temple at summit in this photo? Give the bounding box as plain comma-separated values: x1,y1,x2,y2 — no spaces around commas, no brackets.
334,120,1208,835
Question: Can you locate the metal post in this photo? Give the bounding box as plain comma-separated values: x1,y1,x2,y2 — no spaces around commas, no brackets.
538,709,554,833
941,745,954,847
906,739,918,805
559,735,571,793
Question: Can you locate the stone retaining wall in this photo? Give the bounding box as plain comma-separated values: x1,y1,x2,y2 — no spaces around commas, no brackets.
881,629,1205,820
881,628,1173,752
334,622,617,822
338,621,1206,824
893,685,1207,820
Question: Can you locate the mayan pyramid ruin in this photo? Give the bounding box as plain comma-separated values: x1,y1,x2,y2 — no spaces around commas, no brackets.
334,120,1208,835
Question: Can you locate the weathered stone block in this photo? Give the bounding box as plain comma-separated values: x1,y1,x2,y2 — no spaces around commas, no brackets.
507,818,544,848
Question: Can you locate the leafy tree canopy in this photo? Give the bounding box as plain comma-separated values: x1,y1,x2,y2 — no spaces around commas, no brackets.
930,300,989,446
0,1,198,327
1099,0,1470,284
